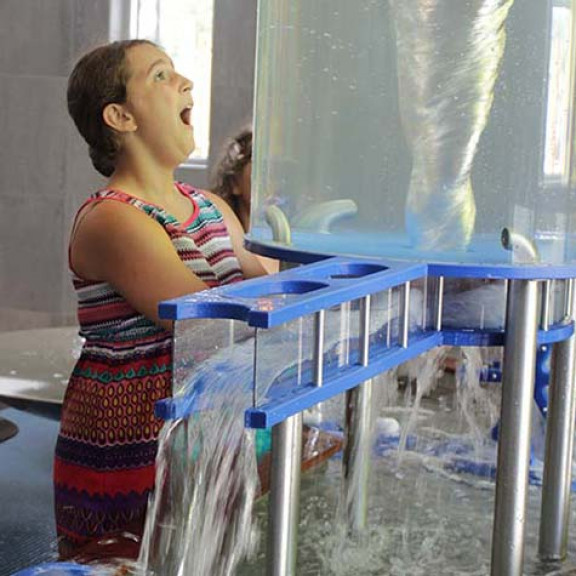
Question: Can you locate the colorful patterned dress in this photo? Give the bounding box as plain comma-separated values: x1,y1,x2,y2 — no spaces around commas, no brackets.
54,182,243,559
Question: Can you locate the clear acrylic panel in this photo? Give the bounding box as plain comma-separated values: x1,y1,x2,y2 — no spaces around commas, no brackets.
250,0,576,266
441,278,508,331
253,316,315,406
369,289,399,355
172,318,255,397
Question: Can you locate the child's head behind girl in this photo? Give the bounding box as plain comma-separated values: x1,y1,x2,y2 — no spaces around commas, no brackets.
212,127,252,232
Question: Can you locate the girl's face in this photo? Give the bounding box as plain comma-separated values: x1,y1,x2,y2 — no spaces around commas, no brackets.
123,43,195,167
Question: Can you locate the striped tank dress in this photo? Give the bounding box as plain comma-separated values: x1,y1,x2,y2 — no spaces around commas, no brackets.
54,182,243,559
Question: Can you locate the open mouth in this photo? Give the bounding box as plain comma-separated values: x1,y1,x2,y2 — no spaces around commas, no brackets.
180,105,192,126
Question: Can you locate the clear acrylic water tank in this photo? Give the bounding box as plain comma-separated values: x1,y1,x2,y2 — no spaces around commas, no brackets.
249,0,576,267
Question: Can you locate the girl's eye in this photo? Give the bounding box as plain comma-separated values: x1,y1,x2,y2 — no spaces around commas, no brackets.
154,69,168,81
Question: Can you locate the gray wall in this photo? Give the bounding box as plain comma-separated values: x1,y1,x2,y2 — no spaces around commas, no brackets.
0,1,111,331
0,0,258,332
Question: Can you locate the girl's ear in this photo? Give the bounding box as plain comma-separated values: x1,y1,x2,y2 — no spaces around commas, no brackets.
102,103,138,133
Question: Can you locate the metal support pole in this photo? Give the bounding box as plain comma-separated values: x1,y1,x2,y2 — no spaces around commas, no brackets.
565,280,574,317
539,279,576,561
421,277,429,329
400,281,411,348
343,296,373,534
267,413,303,576
386,289,393,347
309,310,326,423
435,276,445,331
313,310,326,386
491,279,539,576
541,280,551,331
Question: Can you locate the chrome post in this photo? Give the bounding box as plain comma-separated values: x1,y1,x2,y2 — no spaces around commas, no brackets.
541,280,551,331
309,309,326,423
343,296,373,533
422,278,429,329
565,280,574,319
491,279,539,576
400,281,411,348
313,310,325,386
267,413,303,576
359,296,371,367
539,279,576,560
435,276,445,331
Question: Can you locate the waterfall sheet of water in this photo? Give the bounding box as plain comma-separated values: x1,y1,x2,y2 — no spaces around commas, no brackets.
133,297,423,574
40,285,576,575
137,394,259,576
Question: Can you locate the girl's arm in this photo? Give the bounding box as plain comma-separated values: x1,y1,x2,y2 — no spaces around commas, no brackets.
70,200,209,331
204,191,276,278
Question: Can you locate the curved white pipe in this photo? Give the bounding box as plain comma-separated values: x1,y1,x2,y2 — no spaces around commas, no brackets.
293,200,358,233
265,205,292,245
501,227,540,263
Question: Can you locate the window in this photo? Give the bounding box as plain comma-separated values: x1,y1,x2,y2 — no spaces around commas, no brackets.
121,0,215,163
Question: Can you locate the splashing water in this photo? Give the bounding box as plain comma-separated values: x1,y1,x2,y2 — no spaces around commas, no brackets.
137,365,259,576
134,289,430,575
397,347,449,454
454,347,500,452
47,286,576,576
235,345,574,576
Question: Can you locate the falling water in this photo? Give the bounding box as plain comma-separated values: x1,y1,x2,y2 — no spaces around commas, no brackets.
41,285,576,576
133,289,427,575
397,347,449,454
137,394,259,576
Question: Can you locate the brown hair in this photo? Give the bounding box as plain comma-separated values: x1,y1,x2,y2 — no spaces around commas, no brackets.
211,127,253,212
67,39,156,177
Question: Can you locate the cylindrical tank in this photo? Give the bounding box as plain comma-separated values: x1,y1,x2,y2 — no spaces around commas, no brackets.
249,0,576,266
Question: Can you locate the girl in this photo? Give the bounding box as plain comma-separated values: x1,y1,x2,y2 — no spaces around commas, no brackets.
54,39,267,559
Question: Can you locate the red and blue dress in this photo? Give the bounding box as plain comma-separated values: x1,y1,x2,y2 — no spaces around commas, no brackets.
54,182,243,558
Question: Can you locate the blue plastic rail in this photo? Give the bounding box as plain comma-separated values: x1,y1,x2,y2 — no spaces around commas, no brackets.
156,256,574,429
159,257,426,328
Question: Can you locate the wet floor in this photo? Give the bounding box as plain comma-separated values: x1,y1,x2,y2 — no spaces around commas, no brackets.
0,404,59,576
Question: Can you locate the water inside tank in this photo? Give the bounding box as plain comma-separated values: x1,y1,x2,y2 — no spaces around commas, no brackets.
249,0,576,266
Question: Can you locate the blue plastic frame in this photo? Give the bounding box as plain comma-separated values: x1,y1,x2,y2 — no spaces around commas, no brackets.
245,237,576,280
244,333,442,428
157,255,576,430
160,256,427,328
11,564,94,576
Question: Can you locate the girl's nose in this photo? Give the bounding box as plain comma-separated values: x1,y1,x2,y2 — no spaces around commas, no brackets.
181,75,193,93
